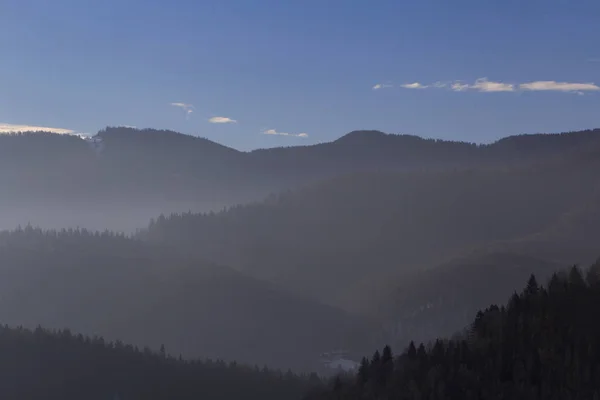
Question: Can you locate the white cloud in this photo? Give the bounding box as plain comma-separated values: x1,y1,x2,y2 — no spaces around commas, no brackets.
519,81,600,92
263,129,308,138
383,77,600,95
170,102,194,118
448,78,514,92
372,83,393,90
400,82,428,89
470,78,514,92
0,123,75,135
208,116,237,124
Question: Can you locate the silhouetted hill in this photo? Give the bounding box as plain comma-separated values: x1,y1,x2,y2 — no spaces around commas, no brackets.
3,127,600,231
0,128,262,231
334,129,390,143
248,132,476,184
491,129,600,158
0,227,372,371
0,324,318,399
306,263,600,400
249,128,600,182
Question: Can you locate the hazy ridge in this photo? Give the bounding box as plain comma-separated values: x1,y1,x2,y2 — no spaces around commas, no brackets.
1,126,600,375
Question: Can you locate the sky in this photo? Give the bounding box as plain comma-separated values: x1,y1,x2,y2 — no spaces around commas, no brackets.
1,0,600,151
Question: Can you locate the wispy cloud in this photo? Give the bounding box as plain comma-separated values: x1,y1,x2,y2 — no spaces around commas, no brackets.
393,78,597,94
450,82,470,92
170,102,194,118
0,123,75,135
263,129,308,138
519,81,600,92
208,116,237,124
449,78,514,92
372,83,393,90
470,78,515,92
400,82,428,89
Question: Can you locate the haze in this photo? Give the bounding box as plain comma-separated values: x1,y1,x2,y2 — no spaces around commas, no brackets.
1,1,600,399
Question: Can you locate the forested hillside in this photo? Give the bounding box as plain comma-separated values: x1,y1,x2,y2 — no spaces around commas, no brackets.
0,324,318,399
0,227,372,371
384,194,600,347
385,253,564,347
142,144,600,316
2,127,600,231
3,126,600,377
306,263,600,400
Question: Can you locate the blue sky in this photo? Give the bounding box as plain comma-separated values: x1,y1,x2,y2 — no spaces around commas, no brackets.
1,0,600,150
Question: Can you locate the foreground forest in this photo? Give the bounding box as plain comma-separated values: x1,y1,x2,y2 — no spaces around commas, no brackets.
307,263,600,400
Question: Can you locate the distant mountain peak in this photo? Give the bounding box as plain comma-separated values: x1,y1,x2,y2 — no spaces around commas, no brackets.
95,126,240,154
334,130,434,150
334,130,389,143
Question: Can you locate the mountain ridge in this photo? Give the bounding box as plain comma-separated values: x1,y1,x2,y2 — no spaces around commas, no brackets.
8,126,600,232
10,125,600,153
93,126,600,152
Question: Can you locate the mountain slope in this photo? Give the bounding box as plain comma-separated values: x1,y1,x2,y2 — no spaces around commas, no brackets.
0,128,260,232
142,148,600,314
384,253,563,346
0,227,372,371
378,191,600,348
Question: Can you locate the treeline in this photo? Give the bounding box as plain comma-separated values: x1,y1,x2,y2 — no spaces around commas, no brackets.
0,324,319,399
307,262,600,400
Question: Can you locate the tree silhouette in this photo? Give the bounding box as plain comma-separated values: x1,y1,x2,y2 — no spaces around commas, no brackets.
306,261,600,400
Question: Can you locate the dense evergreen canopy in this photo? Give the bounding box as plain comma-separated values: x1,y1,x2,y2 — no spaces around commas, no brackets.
307,263,600,400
